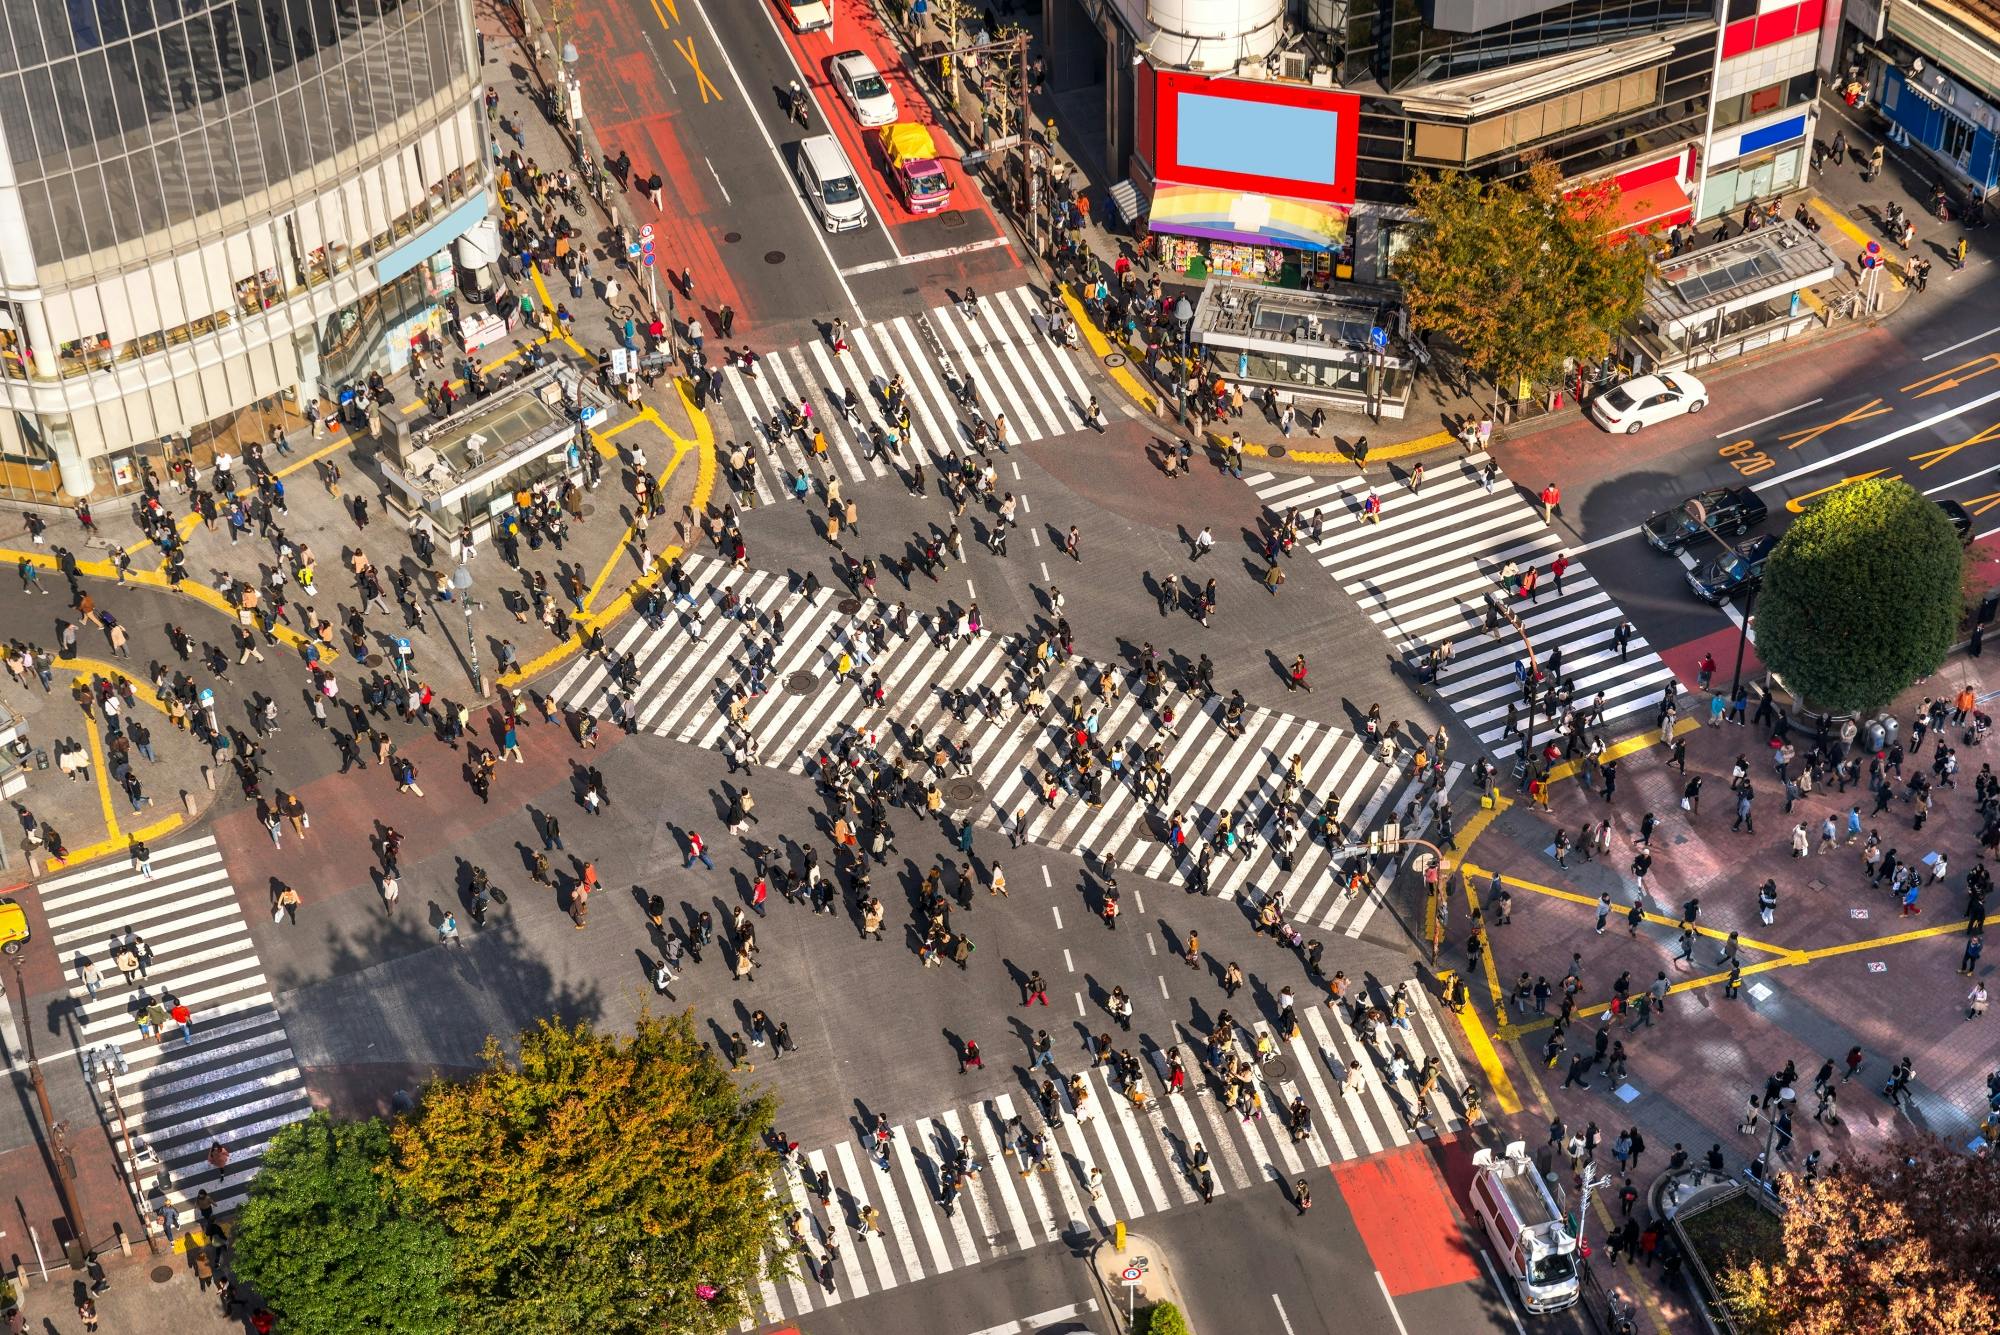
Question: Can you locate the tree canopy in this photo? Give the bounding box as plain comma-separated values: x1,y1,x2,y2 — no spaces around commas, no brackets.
1394,157,1651,393
1716,1139,2000,1335
231,1114,457,1335
232,1013,783,1335
1757,478,1965,713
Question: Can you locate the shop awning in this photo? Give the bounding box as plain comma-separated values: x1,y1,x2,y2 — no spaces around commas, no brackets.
1149,183,1350,252
1606,177,1693,237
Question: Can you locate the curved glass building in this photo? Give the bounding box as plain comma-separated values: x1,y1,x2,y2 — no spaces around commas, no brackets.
0,0,491,499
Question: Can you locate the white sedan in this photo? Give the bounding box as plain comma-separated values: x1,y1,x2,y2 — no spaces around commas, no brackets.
783,0,830,32
831,51,896,127
1589,372,1708,434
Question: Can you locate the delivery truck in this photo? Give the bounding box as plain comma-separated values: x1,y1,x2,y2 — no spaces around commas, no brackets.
878,122,952,214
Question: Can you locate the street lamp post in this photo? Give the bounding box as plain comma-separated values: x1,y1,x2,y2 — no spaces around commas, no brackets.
452,565,485,698
11,954,91,1258
85,1043,160,1255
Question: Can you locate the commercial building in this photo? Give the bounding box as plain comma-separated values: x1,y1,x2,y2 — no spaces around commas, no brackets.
1844,0,2000,202
1048,0,1722,289
0,0,493,502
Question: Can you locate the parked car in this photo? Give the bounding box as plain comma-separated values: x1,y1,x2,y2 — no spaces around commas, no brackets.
1642,486,1769,553
1687,532,1778,604
831,51,896,127
1590,371,1708,433
0,897,26,955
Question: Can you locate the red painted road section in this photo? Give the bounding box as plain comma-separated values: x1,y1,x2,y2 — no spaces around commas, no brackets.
1332,1143,1482,1297
562,2,753,332
768,0,1010,244
1659,622,1763,695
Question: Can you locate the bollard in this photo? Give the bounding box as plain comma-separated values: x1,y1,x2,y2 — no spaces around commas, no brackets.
202,764,216,791
114,1223,129,1258
1113,1220,1126,1253
181,789,196,816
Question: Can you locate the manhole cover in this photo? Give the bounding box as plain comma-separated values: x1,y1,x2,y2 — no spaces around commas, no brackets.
1104,352,1126,369
764,250,787,265
150,1265,174,1283
1264,1057,1291,1083
785,670,819,693
1267,444,1287,459
939,210,967,230
724,231,742,243
582,504,596,518
364,654,384,667
837,597,862,614
942,776,984,807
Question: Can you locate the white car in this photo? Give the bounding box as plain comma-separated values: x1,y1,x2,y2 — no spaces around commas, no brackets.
1589,372,1708,433
831,51,896,127
783,0,830,32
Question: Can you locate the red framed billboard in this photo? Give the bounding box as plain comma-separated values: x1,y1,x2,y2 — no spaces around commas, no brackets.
1149,67,1361,207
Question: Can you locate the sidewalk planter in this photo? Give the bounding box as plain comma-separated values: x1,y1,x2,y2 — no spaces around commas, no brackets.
1671,1182,1785,1335
1137,1301,1192,1335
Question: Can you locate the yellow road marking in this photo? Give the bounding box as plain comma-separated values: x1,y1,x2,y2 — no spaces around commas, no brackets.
1060,284,1157,414
0,550,332,664
1902,353,2000,398
56,658,177,719
84,718,120,845
582,441,685,614
57,811,186,875
673,37,723,103
657,0,679,22
1809,197,1904,289
1542,714,1700,786
501,380,716,686
1449,995,1522,1115
1776,397,1891,452
1910,419,2000,470
1462,862,1808,963
1784,469,1894,512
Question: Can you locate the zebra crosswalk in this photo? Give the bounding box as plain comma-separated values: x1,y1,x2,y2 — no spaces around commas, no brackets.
1249,456,1678,758
550,554,1399,933
36,833,312,1218
710,284,1101,502
738,984,1470,1329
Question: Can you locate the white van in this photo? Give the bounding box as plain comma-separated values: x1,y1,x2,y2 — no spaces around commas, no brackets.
797,135,868,233
1470,1142,1580,1314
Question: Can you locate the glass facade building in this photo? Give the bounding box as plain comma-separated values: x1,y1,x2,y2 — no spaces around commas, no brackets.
0,0,489,500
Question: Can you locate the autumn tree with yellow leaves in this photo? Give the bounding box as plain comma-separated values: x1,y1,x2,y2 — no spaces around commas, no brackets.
1716,1137,2000,1335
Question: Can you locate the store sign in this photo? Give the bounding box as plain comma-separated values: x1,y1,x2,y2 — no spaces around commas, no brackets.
1149,68,1360,206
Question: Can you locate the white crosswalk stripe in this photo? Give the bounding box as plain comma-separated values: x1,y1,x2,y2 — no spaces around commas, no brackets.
707,285,1092,502
1248,455,1678,758
738,986,1468,1328
34,834,312,1217
553,553,1394,931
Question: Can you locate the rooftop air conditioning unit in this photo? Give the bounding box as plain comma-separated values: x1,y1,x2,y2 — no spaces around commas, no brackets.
1280,49,1312,81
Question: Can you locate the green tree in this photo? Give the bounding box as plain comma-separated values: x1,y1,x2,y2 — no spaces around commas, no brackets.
1715,1139,2000,1335
390,1013,784,1335
1393,157,1651,395
1142,1300,1193,1335
1757,478,1964,713
232,1113,457,1335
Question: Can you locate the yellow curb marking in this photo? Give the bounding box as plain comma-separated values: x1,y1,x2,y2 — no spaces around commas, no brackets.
0,552,334,665
500,377,716,688
1058,284,1157,415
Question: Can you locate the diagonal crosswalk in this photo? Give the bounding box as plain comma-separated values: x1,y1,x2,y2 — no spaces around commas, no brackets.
1249,456,1678,759
550,554,1398,932
710,285,1100,502
738,984,1469,1330
35,833,312,1218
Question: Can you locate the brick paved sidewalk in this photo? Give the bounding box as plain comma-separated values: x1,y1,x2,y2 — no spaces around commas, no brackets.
1451,661,2000,1331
